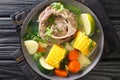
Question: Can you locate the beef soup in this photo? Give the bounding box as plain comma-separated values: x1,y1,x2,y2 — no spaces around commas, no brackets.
22,1,103,79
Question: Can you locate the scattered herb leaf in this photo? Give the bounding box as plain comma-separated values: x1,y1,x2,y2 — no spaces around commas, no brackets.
60,52,69,70
61,42,66,47
45,27,53,37
42,27,53,42
33,52,45,61
64,4,81,16
76,16,83,28
51,2,64,11
23,21,39,40
48,15,56,25
88,41,94,51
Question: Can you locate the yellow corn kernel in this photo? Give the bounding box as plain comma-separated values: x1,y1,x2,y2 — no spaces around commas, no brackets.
73,31,96,57
46,44,66,68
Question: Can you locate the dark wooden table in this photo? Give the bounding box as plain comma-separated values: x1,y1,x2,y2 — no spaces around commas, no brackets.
0,0,120,80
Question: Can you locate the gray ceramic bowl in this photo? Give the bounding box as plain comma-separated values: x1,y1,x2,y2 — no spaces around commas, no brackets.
21,0,104,80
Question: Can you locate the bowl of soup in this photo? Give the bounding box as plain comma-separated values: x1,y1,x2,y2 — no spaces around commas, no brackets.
22,0,104,80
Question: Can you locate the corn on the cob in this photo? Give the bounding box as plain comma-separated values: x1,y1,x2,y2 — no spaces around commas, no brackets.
73,31,96,57
46,44,66,69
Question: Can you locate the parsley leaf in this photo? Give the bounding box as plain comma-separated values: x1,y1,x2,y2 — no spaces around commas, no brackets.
51,2,64,11
45,27,53,37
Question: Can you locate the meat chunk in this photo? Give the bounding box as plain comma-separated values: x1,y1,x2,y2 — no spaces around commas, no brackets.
38,5,77,43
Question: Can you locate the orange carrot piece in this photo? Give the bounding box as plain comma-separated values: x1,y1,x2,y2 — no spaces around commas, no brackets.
55,69,68,77
67,60,81,73
68,49,79,60
37,46,45,52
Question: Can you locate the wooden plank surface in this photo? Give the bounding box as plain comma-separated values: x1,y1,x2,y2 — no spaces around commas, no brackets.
0,0,120,80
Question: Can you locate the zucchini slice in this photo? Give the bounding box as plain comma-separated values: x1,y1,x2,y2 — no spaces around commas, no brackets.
38,57,54,74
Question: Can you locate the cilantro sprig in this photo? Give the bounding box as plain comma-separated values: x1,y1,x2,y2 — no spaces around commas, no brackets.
51,2,64,11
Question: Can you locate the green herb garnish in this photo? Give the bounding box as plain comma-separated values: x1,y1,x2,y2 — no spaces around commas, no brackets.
42,27,53,42
61,42,66,47
23,21,39,40
23,21,48,43
32,34,42,42
88,41,94,51
76,16,83,28
48,15,56,25
60,52,69,69
33,52,45,61
45,27,53,37
65,4,81,16
51,2,64,11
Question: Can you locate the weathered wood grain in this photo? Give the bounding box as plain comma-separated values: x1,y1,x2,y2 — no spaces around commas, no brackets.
0,0,43,17
0,60,27,80
0,18,14,26
101,0,120,4
0,0,119,80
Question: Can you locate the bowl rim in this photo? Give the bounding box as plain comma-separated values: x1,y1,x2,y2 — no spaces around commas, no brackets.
21,0,104,80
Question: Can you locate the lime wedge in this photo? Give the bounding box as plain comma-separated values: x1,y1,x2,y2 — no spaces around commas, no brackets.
80,13,95,36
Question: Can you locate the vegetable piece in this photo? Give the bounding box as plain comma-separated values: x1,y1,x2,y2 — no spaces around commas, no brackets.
65,43,74,51
73,31,96,57
23,21,39,40
46,44,66,69
67,60,81,73
68,49,79,60
24,40,38,55
33,52,45,61
78,52,91,69
55,69,68,77
38,42,48,48
64,4,81,16
80,13,95,36
60,52,69,70
37,46,45,52
38,57,54,74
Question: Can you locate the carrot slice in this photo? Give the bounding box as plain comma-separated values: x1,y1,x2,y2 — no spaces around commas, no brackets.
55,69,68,77
37,46,45,52
67,60,81,73
68,49,79,60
